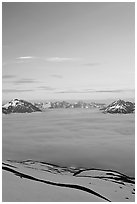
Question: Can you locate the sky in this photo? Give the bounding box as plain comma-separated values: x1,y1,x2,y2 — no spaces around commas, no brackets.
2,2,135,101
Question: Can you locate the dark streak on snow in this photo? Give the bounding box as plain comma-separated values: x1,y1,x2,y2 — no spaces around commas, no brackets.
2,166,111,202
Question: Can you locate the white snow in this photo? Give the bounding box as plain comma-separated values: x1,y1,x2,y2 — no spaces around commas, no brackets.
2,103,11,109
2,99,23,109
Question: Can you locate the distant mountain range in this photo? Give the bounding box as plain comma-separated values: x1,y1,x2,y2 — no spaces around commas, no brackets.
34,101,106,110
2,99,135,114
2,99,41,114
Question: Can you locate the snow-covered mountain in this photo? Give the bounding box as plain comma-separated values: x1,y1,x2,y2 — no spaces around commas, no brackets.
2,99,41,114
102,99,135,114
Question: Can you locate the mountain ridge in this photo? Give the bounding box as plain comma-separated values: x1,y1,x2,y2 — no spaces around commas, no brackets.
2,98,135,114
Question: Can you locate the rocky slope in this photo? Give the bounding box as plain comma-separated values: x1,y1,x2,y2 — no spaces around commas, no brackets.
102,99,135,114
2,99,41,114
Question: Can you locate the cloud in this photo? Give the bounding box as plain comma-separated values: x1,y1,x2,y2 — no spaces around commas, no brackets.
55,88,134,94
96,90,123,93
2,58,33,67
14,78,37,84
50,74,63,79
55,89,86,94
3,74,16,79
3,56,79,67
83,62,101,66
38,86,56,91
16,56,34,60
82,89,134,93
46,57,77,62
95,89,134,93
16,56,77,62
3,89,34,93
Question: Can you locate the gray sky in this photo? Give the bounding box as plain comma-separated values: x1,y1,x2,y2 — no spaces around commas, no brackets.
2,2,135,101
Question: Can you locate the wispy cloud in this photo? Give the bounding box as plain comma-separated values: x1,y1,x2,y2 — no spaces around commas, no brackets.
15,56,79,63
2,59,33,67
3,74,16,79
50,74,63,79
16,56,34,60
3,89,34,93
14,78,37,84
3,56,80,67
55,88,134,94
96,90,123,93
46,57,77,62
16,56,78,62
55,89,86,94
95,89,135,93
38,86,56,91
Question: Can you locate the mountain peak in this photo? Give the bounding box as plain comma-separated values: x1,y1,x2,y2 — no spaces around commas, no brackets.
2,99,41,114
103,99,135,114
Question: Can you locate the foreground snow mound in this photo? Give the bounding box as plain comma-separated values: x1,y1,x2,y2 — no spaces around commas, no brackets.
2,160,135,202
102,99,135,114
2,99,41,114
